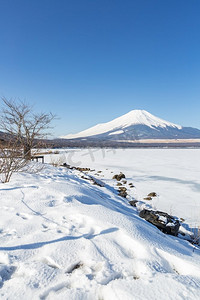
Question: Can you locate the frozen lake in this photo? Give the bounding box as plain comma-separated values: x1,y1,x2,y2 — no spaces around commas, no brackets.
46,148,200,227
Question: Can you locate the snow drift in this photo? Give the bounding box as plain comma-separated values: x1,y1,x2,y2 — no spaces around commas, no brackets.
0,157,200,299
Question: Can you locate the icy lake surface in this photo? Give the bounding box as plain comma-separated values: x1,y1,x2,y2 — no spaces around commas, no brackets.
47,148,200,226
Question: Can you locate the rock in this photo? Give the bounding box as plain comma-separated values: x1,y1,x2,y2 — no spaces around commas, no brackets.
112,172,126,181
91,177,104,187
62,163,72,169
129,183,135,188
76,167,91,172
139,209,180,236
67,262,84,273
122,180,127,184
148,192,157,197
118,187,127,198
81,175,90,180
143,196,152,201
118,186,127,191
129,200,138,207
81,174,104,187
119,191,127,198
116,182,122,186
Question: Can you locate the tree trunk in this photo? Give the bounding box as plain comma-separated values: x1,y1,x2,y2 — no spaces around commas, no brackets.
24,144,32,160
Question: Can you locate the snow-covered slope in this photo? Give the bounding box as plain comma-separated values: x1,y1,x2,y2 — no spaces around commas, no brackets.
0,158,200,299
61,110,200,140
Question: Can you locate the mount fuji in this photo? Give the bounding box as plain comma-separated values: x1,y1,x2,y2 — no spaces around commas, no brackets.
61,110,200,142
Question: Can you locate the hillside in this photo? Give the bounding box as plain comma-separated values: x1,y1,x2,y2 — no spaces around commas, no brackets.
0,154,200,299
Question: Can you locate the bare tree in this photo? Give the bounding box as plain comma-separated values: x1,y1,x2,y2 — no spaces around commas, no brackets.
0,97,56,160
0,139,27,183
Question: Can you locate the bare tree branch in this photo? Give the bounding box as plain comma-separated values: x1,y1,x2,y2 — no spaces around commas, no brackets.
0,97,56,182
0,97,56,160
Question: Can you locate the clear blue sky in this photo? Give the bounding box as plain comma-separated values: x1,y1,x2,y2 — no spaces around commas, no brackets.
0,0,200,136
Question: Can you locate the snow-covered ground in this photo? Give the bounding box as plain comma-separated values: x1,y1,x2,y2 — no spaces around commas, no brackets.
0,148,200,299
46,148,200,227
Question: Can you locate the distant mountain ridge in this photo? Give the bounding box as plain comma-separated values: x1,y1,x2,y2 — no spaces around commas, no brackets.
61,110,200,141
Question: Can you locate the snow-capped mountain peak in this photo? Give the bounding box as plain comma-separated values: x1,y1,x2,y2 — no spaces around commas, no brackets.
107,109,182,130
62,110,182,139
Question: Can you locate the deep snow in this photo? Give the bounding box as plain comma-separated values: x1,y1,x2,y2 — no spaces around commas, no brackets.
0,148,200,299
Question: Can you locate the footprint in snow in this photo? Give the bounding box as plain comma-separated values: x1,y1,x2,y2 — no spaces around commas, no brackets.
63,196,74,203
1,228,17,237
41,223,49,232
0,252,16,287
65,260,124,286
0,265,16,288
16,212,32,220
47,200,56,207
66,214,101,238
41,223,62,233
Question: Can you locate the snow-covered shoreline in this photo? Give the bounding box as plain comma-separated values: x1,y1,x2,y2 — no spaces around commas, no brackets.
0,149,200,299
45,148,200,226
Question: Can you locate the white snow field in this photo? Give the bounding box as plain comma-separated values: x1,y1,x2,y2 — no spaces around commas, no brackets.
46,148,200,227
0,148,200,299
